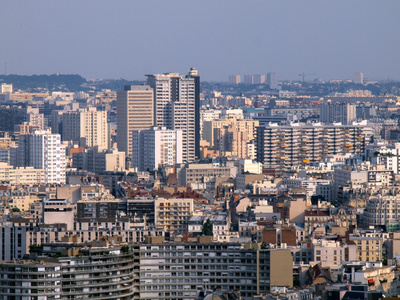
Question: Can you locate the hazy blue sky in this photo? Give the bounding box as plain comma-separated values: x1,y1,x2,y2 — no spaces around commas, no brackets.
1,1,399,81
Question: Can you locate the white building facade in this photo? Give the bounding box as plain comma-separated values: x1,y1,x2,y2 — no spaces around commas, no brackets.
17,131,65,184
132,127,182,172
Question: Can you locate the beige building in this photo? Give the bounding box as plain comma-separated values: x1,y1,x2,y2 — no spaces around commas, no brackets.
154,197,193,233
349,236,383,262
117,85,154,156
203,117,259,159
0,162,45,185
8,194,40,212
179,163,235,186
60,107,109,150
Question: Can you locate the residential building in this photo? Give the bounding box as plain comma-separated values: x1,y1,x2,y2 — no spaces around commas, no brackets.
73,147,126,173
267,72,279,89
16,131,65,184
154,197,193,233
59,107,109,149
228,74,241,84
132,127,182,172
0,83,13,94
0,162,45,185
0,242,139,300
348,236,383,262
139,239,293,299
353,72,364,84
146,69,199,162
319,102,357,125
255,122,371,171
363,194,400,226
203,117,259,159
178,163,235,187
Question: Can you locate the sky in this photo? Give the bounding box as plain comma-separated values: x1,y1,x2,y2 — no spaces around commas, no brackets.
0,0,399,82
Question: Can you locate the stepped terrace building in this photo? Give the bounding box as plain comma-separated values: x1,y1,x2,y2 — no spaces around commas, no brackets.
255,122,372,171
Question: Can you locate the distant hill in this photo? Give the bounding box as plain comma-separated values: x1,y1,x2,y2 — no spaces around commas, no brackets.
0,74,145,92
0,74,86,92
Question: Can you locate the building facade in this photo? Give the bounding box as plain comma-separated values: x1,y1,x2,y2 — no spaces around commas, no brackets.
146,69,199,163
256,123,371,171
117,85,154,156
16,131,65,184
132,127,182,172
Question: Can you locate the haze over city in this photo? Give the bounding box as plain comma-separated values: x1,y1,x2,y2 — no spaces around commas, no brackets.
1,0,399,81
2,1,400,299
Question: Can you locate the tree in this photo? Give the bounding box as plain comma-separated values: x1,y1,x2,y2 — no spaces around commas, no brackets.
202,219,213,236
11,207,21,213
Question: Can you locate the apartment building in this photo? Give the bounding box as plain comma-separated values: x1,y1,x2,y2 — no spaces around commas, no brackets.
16,131,66,184
146,69,200,163
0,162,45,185
179,163,235,186
363,194,400,226
348,236,383,262
256,122,371,171
58,107,109,149
139,239,293,299
0,261,63,299
132,127,182,172
72,147,126,173
0,242,139,300
154,197,194,233
0,239,292,300
319,102,357,125
203,118,258,149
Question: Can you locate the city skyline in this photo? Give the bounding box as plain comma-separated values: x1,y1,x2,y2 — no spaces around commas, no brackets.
0,1,399,81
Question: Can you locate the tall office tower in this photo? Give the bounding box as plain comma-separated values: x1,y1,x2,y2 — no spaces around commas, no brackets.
116,85,154,156
16,131,65,184
132,127,183,172
253,74,266,84
228,74,241,84
267,72,279,89
187,68,201,159
146,69,198,163
353,72,364,84
319,102,356,125
60,107,109,150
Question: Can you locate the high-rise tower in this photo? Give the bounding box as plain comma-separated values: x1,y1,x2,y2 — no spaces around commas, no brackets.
117,85,154,156
146,69,199,163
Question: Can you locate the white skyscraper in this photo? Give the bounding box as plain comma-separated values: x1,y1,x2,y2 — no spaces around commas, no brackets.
132,127,182,172
17,131,65,184
146,70,198,163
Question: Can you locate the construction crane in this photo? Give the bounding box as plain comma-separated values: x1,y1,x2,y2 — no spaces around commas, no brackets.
299,72,316,83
